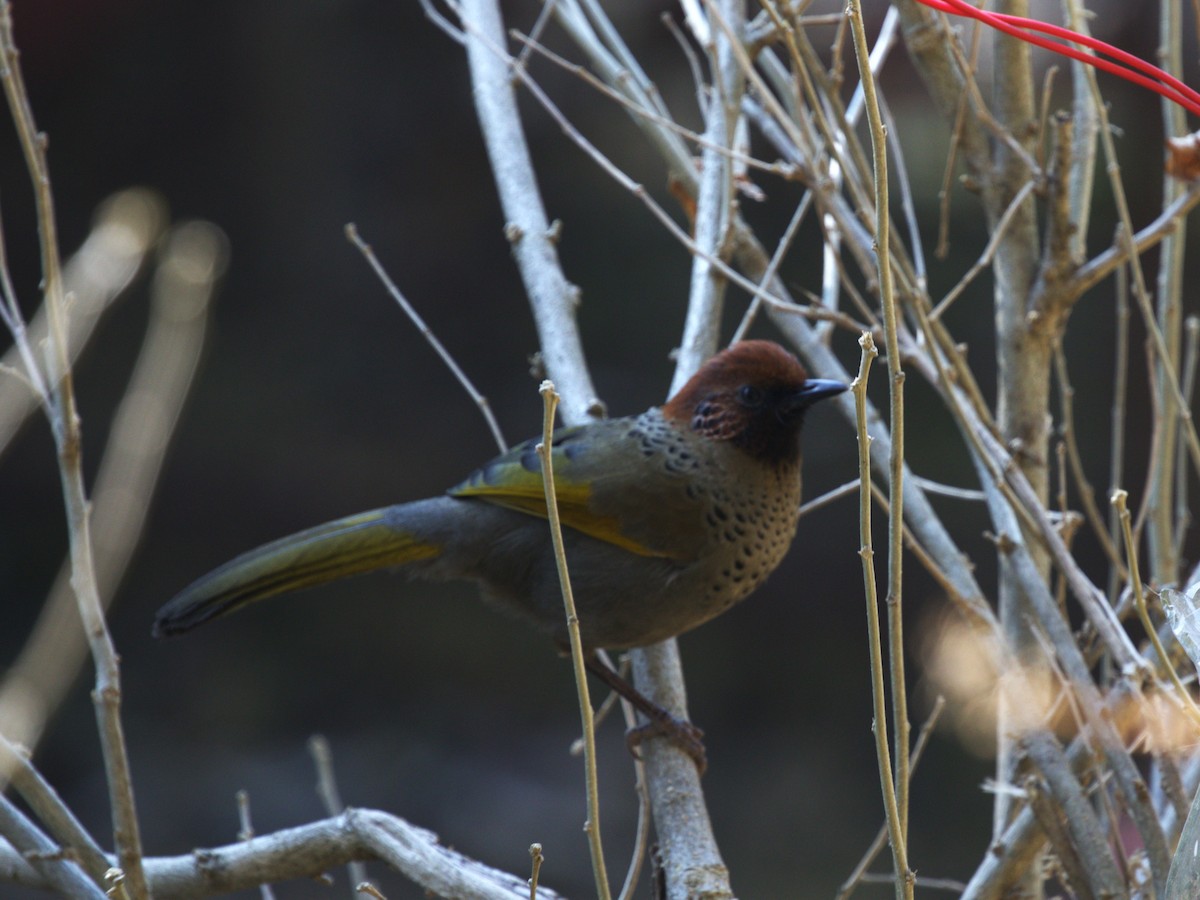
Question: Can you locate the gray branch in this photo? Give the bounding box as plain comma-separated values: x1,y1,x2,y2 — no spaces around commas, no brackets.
2,809,565,900
456,1,731,897
460,0,602,425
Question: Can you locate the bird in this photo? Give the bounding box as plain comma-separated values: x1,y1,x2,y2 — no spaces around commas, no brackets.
155,340,846,764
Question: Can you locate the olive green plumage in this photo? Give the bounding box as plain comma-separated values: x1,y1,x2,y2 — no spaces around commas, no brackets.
154,341,846,650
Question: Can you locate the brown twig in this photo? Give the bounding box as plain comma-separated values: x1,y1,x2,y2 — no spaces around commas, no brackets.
0,6,148,895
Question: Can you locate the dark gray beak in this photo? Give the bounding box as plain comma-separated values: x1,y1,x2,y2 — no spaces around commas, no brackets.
795,378,849,407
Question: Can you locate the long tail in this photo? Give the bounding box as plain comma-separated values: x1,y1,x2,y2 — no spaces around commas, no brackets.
153,507,440,636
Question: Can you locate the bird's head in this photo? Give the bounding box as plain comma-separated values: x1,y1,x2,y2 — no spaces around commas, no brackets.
662,340,847,465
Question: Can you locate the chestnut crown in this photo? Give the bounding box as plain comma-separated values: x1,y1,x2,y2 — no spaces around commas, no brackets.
662,340,847,464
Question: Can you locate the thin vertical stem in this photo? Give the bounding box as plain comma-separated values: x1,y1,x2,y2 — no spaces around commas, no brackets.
0,6,147,896
1148,0,1186,583
1073,0,1200,488
1175,317,1200,563
536,382,612,900
1107,259,1130,605
1061,0,1098,261
851,333,912,900
988,0,1043,848
846,0,911,872
672,0,745,385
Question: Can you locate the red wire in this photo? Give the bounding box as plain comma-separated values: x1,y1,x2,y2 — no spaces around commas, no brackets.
919,0,1200,113
928,0,1198,101
912,0,1200,118
967,0,1200,110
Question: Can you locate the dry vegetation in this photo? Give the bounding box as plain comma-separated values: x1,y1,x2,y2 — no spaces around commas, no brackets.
3,1,1200,898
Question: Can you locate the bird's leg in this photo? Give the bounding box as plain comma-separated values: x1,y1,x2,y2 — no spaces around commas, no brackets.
583,653,707,774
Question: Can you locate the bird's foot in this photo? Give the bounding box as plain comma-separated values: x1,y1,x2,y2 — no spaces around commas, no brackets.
626,716,707,774
583,651,708,774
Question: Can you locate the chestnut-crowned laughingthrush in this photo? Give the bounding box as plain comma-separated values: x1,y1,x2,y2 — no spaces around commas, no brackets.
154,341,847,762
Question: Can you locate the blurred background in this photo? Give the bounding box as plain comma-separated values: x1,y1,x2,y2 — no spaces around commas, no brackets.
0,1,1193,896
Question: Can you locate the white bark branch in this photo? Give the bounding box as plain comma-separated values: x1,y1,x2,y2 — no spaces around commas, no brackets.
459,0,602,425
2,809,566,900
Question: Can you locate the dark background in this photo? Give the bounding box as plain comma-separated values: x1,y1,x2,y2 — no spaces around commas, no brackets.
0,1,1191,897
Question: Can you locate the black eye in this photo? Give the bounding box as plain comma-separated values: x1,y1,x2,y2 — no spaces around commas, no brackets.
737,384,765,407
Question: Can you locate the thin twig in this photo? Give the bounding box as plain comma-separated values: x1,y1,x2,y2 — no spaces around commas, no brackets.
954,396,1172,882
1174,316,1200,565
907,326,1141,670
1107,258,1130,605
816,5,903,333
1072,185,1200,299
0,7,148,896
846,6,911,892
236,791,278,900
528,843,544,900
862,873,966,893
850,331,910,900
1051,345,1127,579
929,179,1037,320
510,0,557,76
0,792,107,899
879,92,926,290
868,481,977,620
0,735,111,882
508,23,778,181
907,476,985,501
614,691,651,900
934,14,983,260
536,380,611,900
837,696,946,900
730,192,813,344
309,735,370,895
797,479,859,518
346,223,507,453
552,0,694,183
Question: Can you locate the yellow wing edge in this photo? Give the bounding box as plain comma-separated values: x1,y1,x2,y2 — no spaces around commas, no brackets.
451,468,675,559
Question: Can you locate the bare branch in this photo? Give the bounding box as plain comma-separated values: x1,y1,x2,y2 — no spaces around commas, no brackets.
455,0,602,425
4,809,568,900
0,7,150,894
345,223,508,453
308,736,368,896
0,795,106,899
1021,731,1124,900
0,737,110,883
